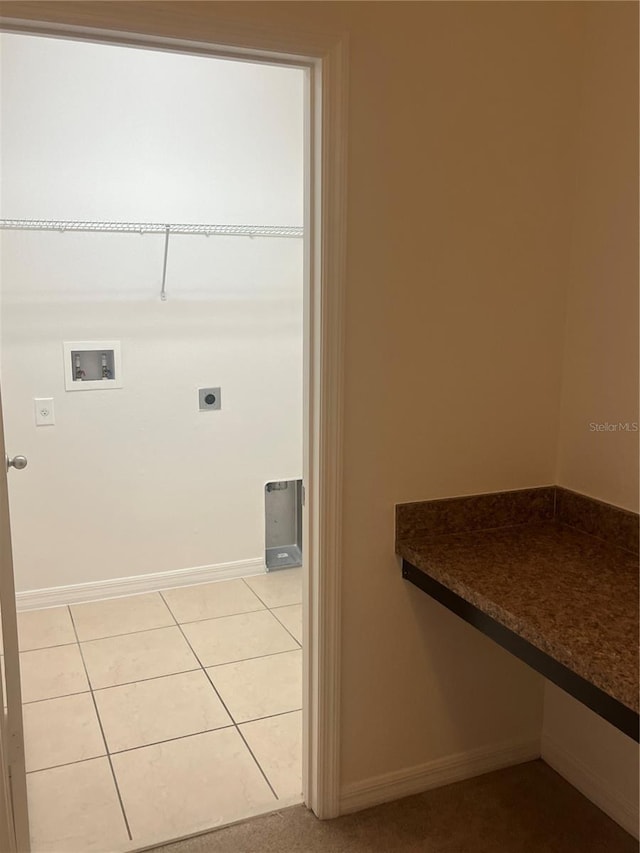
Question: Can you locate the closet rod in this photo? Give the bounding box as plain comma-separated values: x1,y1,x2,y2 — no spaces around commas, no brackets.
0,219,303,238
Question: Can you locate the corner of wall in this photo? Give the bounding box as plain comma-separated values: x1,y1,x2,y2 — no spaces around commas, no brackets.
552,6,589,492
553,2,640,510
542,682,639,839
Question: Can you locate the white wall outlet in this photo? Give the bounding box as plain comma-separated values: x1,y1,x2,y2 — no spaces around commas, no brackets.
34,398,55,426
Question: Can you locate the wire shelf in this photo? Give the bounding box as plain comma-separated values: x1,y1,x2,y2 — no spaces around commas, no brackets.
0,219,303,238
0,218,303,301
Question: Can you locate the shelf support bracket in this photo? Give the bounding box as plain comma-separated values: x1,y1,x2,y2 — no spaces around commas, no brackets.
160,225,170,301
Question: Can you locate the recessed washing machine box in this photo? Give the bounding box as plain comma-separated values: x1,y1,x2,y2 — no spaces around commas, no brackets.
63,341,122,390
265,479,303,571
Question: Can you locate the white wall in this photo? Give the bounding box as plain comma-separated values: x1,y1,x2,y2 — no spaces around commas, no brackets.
0,36,303,225
547,2,639,836
0,35,304,591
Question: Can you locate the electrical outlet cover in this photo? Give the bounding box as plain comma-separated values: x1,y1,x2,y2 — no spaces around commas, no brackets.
34,398,55,426
198,387,221,411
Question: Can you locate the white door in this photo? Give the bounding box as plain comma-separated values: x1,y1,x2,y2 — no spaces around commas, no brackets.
0,389,30,851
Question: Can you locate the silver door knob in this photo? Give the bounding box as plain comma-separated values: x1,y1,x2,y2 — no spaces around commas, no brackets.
6,455,28,471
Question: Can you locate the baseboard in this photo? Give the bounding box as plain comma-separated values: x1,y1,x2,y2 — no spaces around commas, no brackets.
339,736,540,815
16,557,266,610
542,733,639,839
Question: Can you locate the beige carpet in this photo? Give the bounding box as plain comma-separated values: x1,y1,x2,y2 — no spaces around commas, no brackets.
153,760,637,852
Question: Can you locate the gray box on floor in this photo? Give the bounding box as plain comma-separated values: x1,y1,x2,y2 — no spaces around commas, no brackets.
265,480,303,570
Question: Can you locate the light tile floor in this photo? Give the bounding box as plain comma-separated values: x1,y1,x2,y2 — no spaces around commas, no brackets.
19,568,303,852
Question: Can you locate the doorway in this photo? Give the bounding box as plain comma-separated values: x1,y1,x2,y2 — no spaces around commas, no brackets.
0,31,310,852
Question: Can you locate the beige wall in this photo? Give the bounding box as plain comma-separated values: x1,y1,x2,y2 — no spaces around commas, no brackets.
0,0,634,814
545,2,639,837
556,1,639,512
542,684,639,838
314,1,577,787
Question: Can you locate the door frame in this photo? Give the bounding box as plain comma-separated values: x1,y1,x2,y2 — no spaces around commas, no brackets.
0,389,30,851
0,7,348,825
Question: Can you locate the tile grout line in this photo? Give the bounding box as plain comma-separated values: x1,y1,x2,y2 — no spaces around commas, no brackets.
56,581,298,645
159,591,280,802
104,724,230,758
25,725,234,775
158,588,301,674
190,646,300,669
22,668,200,703
239,575,302,648
26,752,117,776
18,640,79,654
25,710,303,775
239,577,272,611
268,608,302,649
239,576,302,637
66,605,280,647
237,707,303,728
221,721,281,802
67,622,176,645
165,605,267,628
205,574,301,651
67,606,134,842
21,577,300,646
21,640,300,706
22,687,90,706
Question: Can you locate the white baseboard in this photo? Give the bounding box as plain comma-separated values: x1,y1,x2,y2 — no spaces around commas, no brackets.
16,557,266,610
339,736,540,815
542,733,639,839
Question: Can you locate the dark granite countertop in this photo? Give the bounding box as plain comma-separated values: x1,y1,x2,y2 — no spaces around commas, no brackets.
397,519,639,714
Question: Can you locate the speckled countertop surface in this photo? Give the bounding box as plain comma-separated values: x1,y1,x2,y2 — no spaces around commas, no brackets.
397,520,639,713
